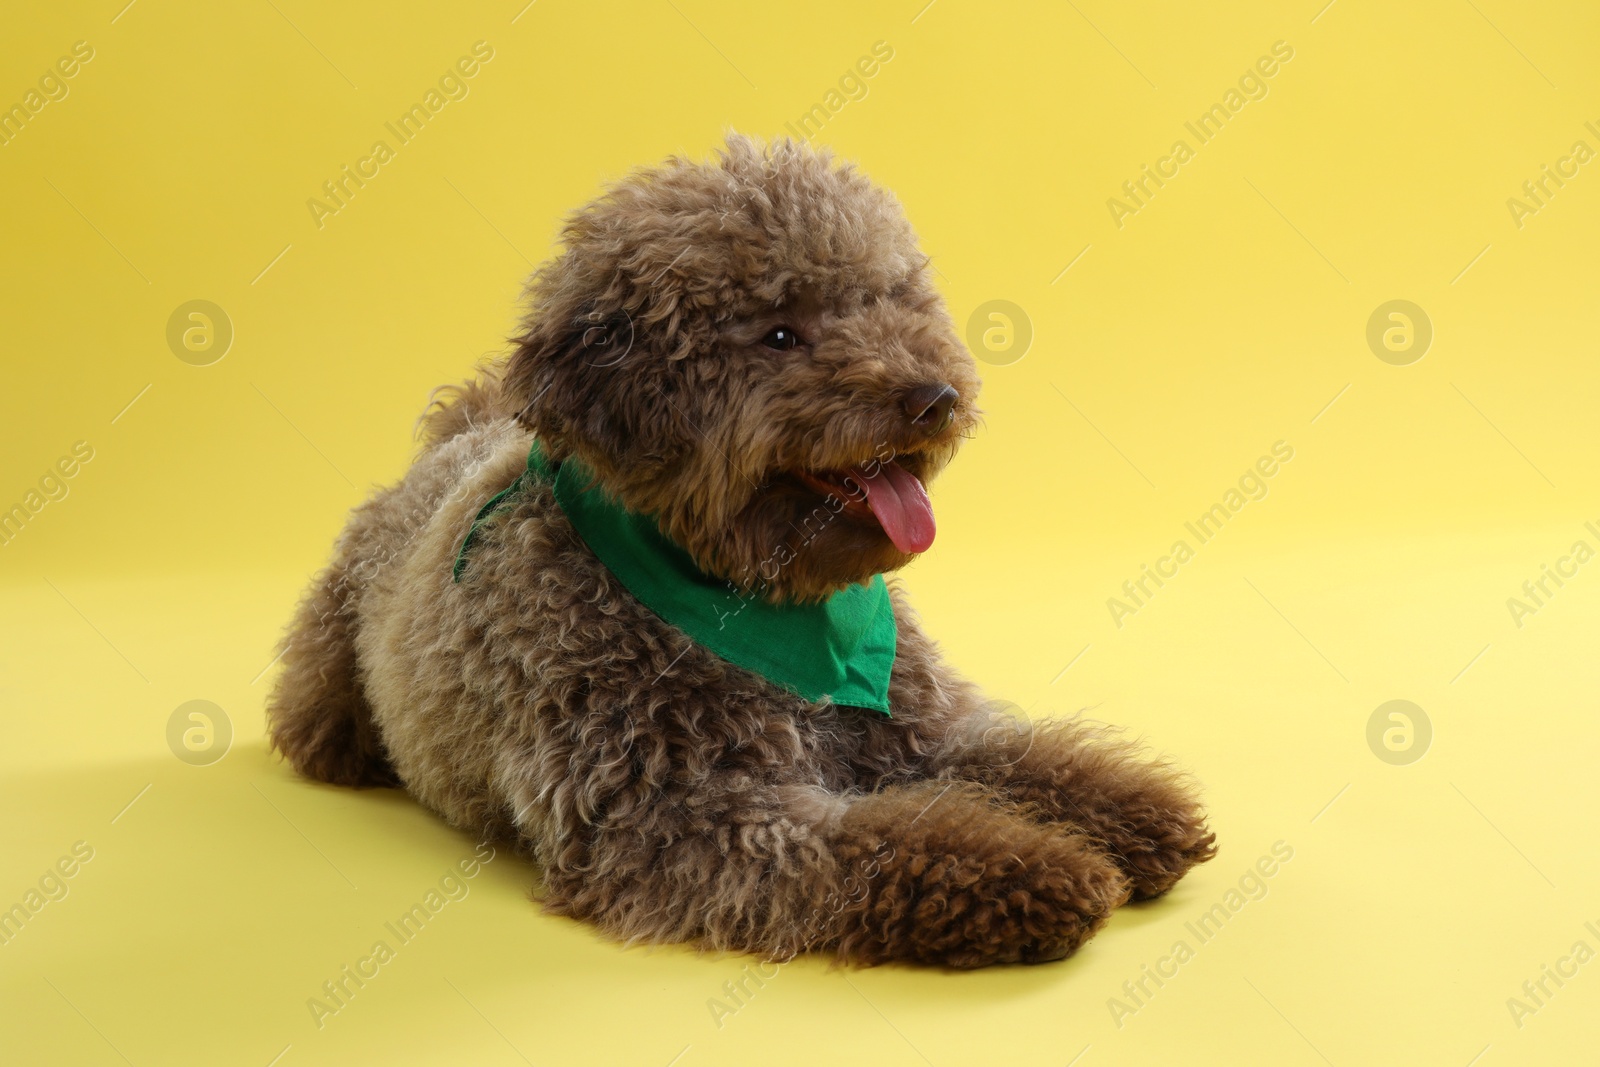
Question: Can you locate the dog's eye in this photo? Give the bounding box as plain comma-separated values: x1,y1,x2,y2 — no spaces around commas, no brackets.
761,327,802,351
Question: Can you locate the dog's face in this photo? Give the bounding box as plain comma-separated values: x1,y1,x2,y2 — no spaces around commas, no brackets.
504,136,980,602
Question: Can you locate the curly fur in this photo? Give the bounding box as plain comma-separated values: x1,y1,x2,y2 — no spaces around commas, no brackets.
268,135,1215,968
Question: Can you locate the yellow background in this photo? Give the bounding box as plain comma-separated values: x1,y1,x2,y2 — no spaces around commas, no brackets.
3,1,1598,1064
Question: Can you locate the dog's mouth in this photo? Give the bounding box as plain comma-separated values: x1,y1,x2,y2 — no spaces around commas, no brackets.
791,455,937,555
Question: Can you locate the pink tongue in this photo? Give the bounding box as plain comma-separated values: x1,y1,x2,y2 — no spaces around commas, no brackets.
851,460,936,554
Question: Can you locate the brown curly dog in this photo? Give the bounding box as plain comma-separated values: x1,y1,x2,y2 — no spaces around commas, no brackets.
268,134,1215,968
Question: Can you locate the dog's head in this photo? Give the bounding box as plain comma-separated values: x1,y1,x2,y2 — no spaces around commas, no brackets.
503,134,980,602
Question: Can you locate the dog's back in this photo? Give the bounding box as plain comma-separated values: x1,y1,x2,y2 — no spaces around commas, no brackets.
266,372,524,798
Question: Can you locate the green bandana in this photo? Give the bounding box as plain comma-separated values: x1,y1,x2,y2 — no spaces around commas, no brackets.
453,440,896,715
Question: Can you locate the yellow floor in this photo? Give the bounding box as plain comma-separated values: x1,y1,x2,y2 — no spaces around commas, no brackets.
5,2,1600,1064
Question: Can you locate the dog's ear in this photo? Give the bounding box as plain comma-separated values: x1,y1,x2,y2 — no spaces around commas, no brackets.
503,166,728,494
503,295,691,482
505,299,625,431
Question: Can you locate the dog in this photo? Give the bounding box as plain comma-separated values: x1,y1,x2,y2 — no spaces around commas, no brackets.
268,134,1216,968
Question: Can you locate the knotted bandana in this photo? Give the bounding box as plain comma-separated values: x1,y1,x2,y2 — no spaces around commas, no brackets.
453,440,896,715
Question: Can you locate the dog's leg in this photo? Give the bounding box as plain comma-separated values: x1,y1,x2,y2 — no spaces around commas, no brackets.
531,780,1129,967
918,713,1217,901
880,599,1213,899
266,549,398,788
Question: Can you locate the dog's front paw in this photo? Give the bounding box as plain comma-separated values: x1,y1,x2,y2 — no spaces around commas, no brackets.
838,809,1130,968
1094,777,1218,901
951,716,1219,901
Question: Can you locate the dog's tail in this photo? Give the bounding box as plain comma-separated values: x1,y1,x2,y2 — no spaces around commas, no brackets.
415,360,512,448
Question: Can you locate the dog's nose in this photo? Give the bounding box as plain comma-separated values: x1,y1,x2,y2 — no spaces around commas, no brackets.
902,382,958,435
